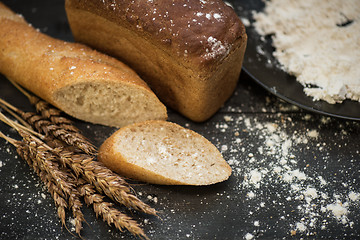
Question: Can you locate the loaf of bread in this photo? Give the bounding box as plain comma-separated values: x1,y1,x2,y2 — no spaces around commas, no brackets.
98,120,232,185
65,0,247,122
0,2,167,128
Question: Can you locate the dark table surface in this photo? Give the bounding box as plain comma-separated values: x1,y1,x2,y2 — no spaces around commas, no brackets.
1,1,359,240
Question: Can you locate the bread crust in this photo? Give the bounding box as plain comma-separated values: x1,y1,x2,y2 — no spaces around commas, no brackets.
0,3,167,127
65,0,247,121
98,120,232,185
65,0,245,68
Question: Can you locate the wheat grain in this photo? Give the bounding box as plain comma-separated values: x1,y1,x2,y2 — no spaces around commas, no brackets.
6,80,78,132
32,97,80,132
55,150,157,216
0,93,156,238
78,179,149,240
0,98,96,155
21,111,96,155
11,139,69,228
9,131,85,235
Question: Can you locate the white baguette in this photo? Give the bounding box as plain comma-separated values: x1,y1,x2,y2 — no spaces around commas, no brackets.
0,2,167,128
98,120,232,185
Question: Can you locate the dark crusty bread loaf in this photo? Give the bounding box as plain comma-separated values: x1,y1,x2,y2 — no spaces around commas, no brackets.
0,2,167,128
98,120,232,185
65,0,247,122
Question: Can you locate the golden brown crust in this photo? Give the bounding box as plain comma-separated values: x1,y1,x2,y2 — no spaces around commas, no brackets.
65,0,246,69
0,17,150,99
0,3,167,127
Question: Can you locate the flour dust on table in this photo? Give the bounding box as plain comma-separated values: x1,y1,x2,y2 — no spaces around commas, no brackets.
218,114,360,239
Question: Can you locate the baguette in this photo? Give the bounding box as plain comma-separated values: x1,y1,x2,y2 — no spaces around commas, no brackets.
98,120,232,185
0,2,167,128
65,0,247,122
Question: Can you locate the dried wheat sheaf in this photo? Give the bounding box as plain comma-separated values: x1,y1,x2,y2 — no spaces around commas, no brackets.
0,87,156,240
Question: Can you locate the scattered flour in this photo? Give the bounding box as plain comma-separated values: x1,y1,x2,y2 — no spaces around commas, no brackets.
296,222,307,232
249,169,262,186
244,232,254,240
307,129,319,139
349,191,360,201
220,114,360,238
326,202,349,221
253,0,360,104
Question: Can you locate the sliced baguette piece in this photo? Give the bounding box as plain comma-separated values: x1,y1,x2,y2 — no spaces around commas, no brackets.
0,2,167,128
98,120,232,185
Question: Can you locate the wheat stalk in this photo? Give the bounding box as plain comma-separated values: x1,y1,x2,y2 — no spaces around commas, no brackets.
78,178,149,240
54,149,157,216
0,98,32,129
20,132,85,235
0,90,157,238
8,80,81,132
23,111,96,155
33,98,80,133
0,130,84,235
0,97,96,155
0,112,85,235
0,129,152,238
23,130,152,239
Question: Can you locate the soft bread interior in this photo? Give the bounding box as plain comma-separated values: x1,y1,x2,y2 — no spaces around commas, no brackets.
54,83,167,127
106,121,231,185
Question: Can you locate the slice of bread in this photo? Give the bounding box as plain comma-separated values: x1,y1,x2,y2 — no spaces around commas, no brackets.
98,120,232,185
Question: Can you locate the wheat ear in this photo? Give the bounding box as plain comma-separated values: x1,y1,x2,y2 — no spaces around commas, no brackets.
0,131,84,235
78,178,149,240
8,80,81,133
1,85,157,238
21,132,85,235
0,97,96,155
54,149,157,216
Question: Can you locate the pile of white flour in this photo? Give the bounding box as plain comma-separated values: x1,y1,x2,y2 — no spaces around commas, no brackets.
253,0,360,104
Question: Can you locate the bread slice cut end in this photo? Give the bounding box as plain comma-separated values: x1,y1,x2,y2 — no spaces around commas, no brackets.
54,82,167,128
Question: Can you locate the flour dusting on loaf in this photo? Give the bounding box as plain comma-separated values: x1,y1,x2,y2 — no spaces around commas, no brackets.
98,120,232,185
86,0,242,64
66,0,247,122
